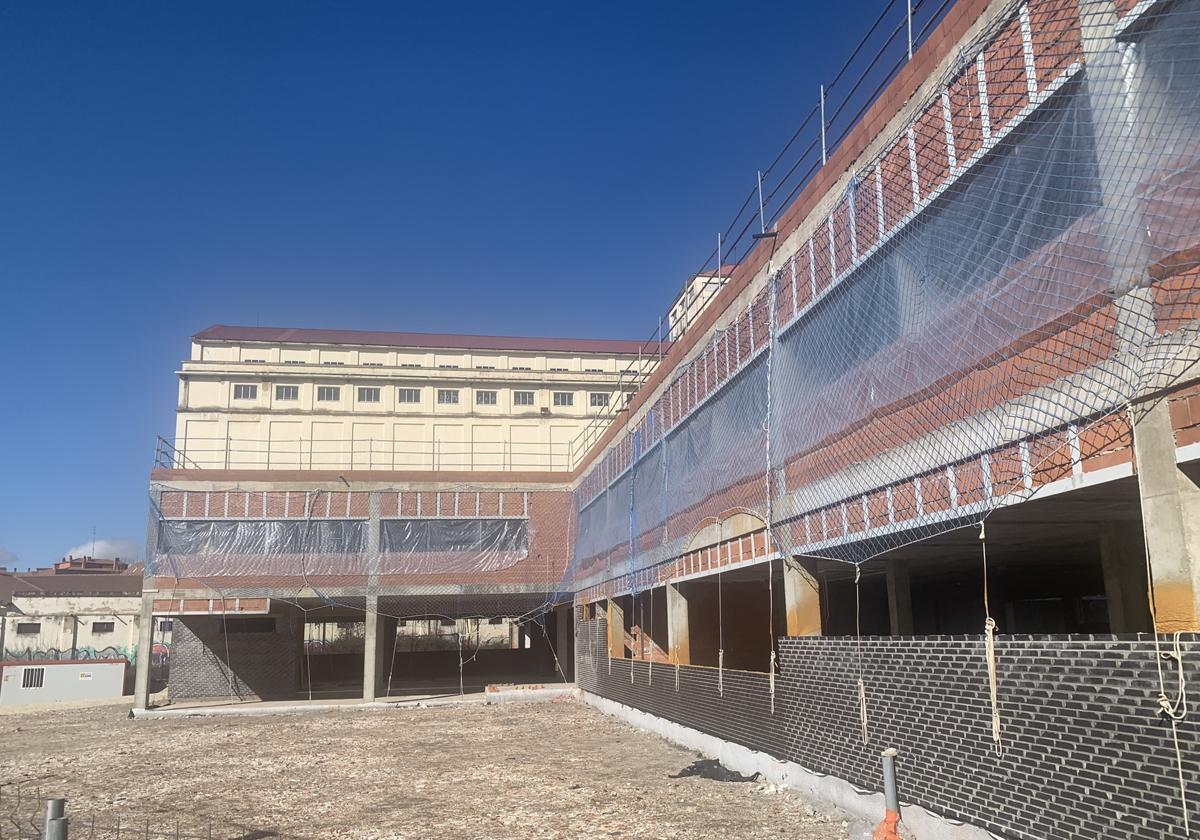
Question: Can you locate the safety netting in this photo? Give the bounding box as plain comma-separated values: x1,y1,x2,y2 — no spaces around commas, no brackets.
563,0,1200,592
149,487,567,612
146,485,574,702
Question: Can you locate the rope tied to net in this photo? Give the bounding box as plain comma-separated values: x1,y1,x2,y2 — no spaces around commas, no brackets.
854,564,868,745
769,649,777,715
980,522,1003,756
718,568,725,697
1132,423,1194,840
1155,631,1191,837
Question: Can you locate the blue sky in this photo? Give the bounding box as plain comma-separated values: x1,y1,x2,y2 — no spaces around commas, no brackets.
0,2,902,570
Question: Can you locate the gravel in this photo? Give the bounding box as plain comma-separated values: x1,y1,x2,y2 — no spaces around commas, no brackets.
0,698,861,839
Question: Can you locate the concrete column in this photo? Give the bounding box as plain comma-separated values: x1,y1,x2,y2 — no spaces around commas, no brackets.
606,599,625,659
509,620,520,649
666,583,690,665
783,557,822,636
133,490,161,711
1132,399,1200,631
363,491,381,702
1099,522,1152,632
553,604,573,681
886,560,914,635
132,591,156,710
363,600,379,702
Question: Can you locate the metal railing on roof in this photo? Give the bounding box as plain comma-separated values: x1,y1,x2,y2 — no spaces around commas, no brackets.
562,0,954,472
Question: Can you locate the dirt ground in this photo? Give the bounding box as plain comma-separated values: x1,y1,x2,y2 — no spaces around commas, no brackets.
0,698,866,840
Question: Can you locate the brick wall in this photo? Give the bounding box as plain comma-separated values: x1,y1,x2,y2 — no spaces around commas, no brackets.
170,610,299,701
577,619,1200,839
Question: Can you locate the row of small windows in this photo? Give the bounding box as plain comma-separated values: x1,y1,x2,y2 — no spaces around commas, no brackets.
235,356,627,373
232,384,612,407
15,620,114,635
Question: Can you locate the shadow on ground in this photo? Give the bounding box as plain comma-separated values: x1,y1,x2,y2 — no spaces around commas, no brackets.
670,758,759,783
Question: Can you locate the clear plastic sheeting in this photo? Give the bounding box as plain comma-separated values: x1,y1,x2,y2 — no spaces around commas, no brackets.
562,0,1200,590
157,520,369,579
380,518,529,574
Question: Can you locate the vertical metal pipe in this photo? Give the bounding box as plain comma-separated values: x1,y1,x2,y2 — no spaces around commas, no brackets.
881,748,900,813
757,170,766,235
44,799,67,840
907,0,913,59
820,85,827,164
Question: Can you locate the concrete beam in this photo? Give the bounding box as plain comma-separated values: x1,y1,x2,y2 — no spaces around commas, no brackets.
666,583,690,665
1132,399,1200,631
886,560,914,636
607,599,625,659
783,557,822,636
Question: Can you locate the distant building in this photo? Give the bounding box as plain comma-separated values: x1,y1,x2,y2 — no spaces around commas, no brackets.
0,558,168,696
666,268,732,341
169,324,658,472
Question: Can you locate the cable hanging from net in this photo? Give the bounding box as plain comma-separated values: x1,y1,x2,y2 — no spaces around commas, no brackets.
979,522,1003,756
766,275,779,715
854,564,869,745
718,566,725,697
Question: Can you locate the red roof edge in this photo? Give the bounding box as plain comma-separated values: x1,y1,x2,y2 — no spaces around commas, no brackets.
193,324,664,356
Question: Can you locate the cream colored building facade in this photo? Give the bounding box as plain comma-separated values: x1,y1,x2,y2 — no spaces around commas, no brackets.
667,270,730,341
173,325,656,472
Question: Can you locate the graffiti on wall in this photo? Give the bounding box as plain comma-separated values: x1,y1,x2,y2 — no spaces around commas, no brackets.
2,645,135,661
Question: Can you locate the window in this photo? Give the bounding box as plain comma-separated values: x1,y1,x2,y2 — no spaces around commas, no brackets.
437,389,460,405
244,358,266,364
585,367,603,373
362,362,383,367
400,363,421,368
158,619,173,632
513,391,535,406
476,390,497,405
321,360,346,366
553,392,574,407
233,384,257,400
317,386,340,402
512,365,532,371
590,392,610,407
283,359,305,365
357,387,381,403
438,364,459,369
221,617,276,634
21,667,44,689
275,385,299,401
16,622,40,635
477,364,496,370
92,621,115,634
549,366,569,372
397,388,420,404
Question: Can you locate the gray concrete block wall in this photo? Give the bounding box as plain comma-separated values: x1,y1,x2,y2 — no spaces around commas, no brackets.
576,619,1200,839
170,611,299,701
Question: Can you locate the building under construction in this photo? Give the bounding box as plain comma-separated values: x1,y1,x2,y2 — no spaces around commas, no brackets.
136,0,1200,836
